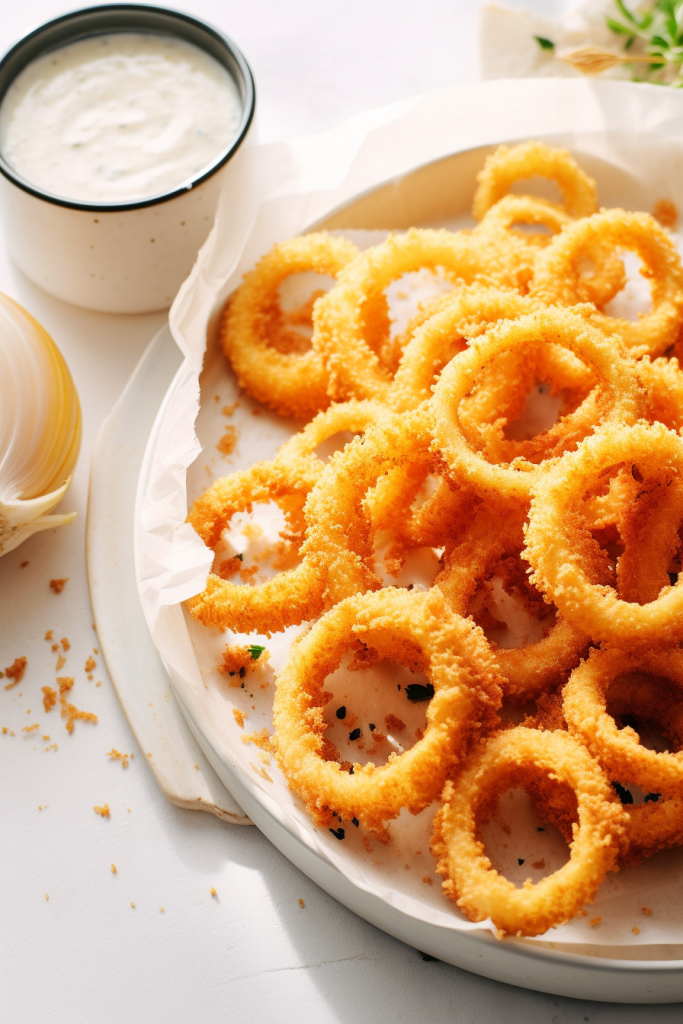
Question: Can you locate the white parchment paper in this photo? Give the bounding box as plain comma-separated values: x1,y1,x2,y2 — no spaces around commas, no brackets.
136,79,683,951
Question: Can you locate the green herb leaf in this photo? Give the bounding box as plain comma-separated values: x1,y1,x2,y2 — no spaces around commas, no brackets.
607,16,635,35
405,682,435,702
534,35,555,50
615,0,637,24
247,644,266,660
236,552,244,561
651,34,671,47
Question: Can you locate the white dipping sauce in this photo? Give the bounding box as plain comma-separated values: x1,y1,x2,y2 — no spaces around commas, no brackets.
0,33,242,203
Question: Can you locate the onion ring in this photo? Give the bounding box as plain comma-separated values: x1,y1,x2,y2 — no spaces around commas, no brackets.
273,587,501,836
220,232,359,420
430,307,643,503
524,422,683,643
312,229,512,404
530,209,683,357
388,285,539,412
436,504,589,700
564,647,683,798
431,727,626,937
472,141,598,221
186,400,391,634
475,194,625,305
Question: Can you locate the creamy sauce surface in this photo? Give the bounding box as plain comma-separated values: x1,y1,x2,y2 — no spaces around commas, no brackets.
0,32,242,203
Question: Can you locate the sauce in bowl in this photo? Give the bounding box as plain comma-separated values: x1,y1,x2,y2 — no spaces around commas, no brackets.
0,32,242,203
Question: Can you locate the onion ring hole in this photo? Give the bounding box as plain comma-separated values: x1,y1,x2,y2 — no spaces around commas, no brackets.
212,502,302,585
321,653,432,769
478,784,572,886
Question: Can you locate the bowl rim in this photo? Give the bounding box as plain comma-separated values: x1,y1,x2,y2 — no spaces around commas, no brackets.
0,3,256,213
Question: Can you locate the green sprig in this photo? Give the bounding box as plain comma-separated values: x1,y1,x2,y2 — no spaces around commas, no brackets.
606,0,683,85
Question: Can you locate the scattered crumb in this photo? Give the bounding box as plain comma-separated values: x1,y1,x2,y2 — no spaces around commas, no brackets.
44,743,58,752
159,907,164,913
22,723,39,733
632,925,640,935
239,564,259,584
128,808,131,813
61,638,70,652
45,894,49,901
85,656,96,673
49,578,68,594
214,394,219,401
107,748,130,768
222,402,239,416
147,752,152,758
216,425,239,456
384,714,406,733
232,709,246,728
194,764,199,770
589,916,601,928
51,643,59,653
26,708,31,714
1,727,6,734
20,560,29,568
42,736,49,741
4,656,27,689
93,648,99,655
654,198,678,229
38,805,48,810
531,859,546,870
241,728,272,752
93,803,110,818
258,750,270,765
210,887,217,898
642,906,653,915
241,522,263,539
45,630,53,641
96,682,101,687
42,686,57,712
55,654,66,671
57,678,97,733
298,898,305,908
218,644,270,684
111,864,117,874
422,876,433,885
131,901,135,908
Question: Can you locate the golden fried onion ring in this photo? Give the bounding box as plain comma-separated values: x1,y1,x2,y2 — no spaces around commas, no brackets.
431,727,626,937
430,307,642,503
472,141,598,221
524,422,683,643
312,229,512,404
273,588,501,835
436,504,588,700
564,647,683,797
221,232,359,420
186,400,391,634
530,209,683,357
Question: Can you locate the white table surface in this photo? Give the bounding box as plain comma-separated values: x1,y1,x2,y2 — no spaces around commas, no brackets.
1,1,679,1020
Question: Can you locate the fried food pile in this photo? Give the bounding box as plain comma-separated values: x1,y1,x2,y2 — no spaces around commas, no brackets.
187,141,683,938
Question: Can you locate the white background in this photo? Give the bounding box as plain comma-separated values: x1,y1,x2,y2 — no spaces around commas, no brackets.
0,1,679,1021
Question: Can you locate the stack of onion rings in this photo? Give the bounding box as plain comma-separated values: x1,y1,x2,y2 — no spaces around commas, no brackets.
185,139,683,937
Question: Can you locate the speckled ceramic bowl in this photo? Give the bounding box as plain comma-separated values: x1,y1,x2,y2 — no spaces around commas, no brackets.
0,4,255,313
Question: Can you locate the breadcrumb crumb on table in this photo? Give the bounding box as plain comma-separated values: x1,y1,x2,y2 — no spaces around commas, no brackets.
55,654,66,671
4,656,27,689
49,578,68,594
589,917,602,928
232,709,246,728
642,907,653,916
298,898,305,908
57,678,97,733
159,907,164,913
85,657,96,673
111,864,117,874
93,803,110,818
44,630,53,641
45,895,49,901
632,926,640,935
22,723,39,733
131,902,135,908
107,748,130,768
60,638,70,652
42,686,57,712
210,887,217,897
